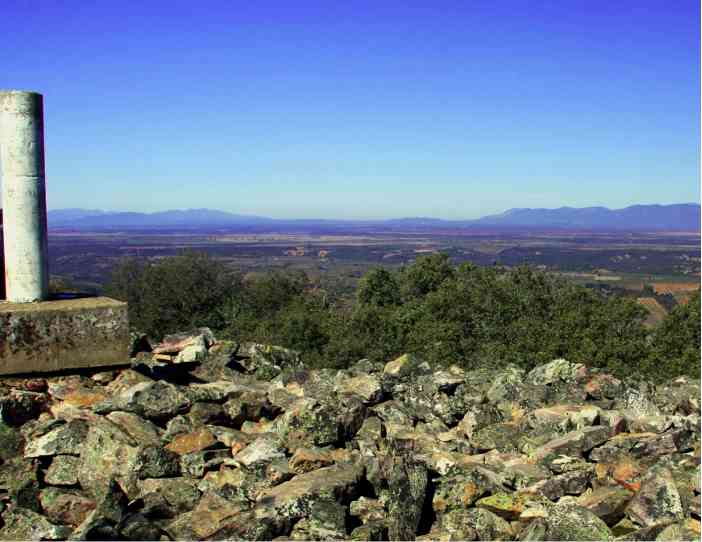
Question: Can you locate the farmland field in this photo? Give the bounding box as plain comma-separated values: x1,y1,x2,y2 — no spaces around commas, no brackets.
47,227,700,313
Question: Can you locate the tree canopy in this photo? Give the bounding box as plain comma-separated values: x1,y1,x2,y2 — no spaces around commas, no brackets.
106,251,699,381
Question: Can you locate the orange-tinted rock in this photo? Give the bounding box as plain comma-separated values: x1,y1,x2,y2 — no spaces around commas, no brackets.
63,389,107,408
289,447,335,474
165,428,217,455
612,457,642,484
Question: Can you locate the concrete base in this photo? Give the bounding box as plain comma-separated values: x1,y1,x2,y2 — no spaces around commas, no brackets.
0,297,129,375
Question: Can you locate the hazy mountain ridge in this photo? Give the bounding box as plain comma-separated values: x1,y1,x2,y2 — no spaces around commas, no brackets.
48,208,272,227
474,203,701,229
47,203,700,231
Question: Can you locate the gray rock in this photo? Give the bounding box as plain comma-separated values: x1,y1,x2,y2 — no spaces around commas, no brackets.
383,353,431,379
520,503,614,541
253,463,363,534
464,508,513,540
136,444,181,478
0,456,41,510
24,420,88,458
382,441,428,540
626,467,685,527
77,418,141,499
533,425,611,459
106,410,163,445
94,381,191,421
0,421,24,460
234,437,286,468
289,498,348,540
526,358,587,386
237,342,302,380
39,487,96,526
577,486,634,526
0,506,72,540
138,477,201,514
45,455,81,486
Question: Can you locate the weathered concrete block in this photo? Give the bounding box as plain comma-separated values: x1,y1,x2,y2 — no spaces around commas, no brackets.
0,297,129,375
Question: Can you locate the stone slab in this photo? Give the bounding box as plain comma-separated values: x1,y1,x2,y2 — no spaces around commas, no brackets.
0,296,129,375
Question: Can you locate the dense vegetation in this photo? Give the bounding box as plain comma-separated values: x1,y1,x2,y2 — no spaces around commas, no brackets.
106,251,700,381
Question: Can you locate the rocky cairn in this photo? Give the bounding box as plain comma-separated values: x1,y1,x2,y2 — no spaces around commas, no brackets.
0,329,699,541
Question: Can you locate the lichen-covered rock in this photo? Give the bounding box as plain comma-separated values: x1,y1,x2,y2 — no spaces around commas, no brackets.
655,520,700,541
77,418,141,499
433,464,507,514
181,492,251,539
476,491,539,520
105,410,163,445
576,486,634,526
138,477,201,514
0,456,41,511
24,419,88,457
45,454,81,486
94,381,191,421
288,498,348,540
472,422,523,452
39,487,96,526
273,396,366,449
350,521,388,541
136,444,181,478
0,421,24,460
253,462,363,533
526,358,587,386
520,503,614,541
533,425,611,459
464,507,513,540
626,467,685,527
381,441,429,540
590,431,680,463
0,506,72,540
234,436,285,468
458,403,503,440
0,347,698,542
237,342,302,380
338,374,384,404
383,353,430,379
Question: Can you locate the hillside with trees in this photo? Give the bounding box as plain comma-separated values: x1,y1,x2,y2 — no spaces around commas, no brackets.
106,251,700,381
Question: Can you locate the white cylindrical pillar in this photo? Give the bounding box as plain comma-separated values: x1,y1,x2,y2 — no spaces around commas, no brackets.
0,91,49,302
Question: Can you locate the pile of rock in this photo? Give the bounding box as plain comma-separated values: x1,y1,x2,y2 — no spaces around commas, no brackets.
0,329,699,540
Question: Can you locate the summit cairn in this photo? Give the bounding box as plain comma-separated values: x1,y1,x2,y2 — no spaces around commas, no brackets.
0,342,699,540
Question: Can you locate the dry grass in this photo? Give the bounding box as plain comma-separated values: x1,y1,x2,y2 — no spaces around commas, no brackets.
652,282,699,294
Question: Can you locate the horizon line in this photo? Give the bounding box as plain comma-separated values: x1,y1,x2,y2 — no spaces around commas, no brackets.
44,201,702,223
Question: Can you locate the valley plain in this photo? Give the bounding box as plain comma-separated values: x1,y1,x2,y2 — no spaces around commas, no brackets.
48,226,700,312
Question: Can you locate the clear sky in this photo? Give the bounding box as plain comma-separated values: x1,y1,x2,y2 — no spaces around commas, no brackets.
1,0,699,219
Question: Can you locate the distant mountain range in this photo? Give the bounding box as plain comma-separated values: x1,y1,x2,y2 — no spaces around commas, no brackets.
46,204,700,231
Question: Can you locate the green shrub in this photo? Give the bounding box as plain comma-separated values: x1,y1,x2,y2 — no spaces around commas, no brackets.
647,290,701,380
105,251,239,339
104,252,700,381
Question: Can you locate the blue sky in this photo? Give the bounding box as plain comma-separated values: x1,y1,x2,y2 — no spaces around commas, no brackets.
1,0,699,219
